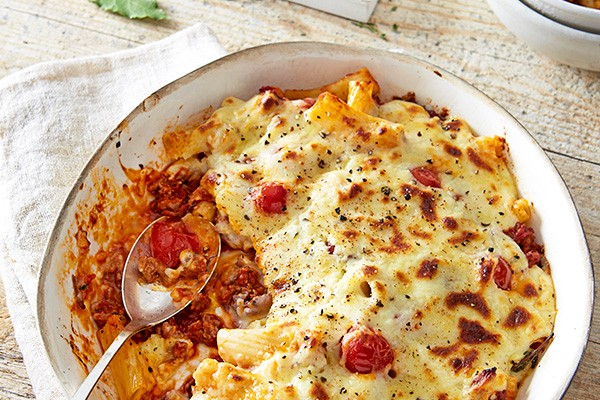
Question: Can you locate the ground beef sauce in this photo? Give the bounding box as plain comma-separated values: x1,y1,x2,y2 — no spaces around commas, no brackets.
71,157,271,399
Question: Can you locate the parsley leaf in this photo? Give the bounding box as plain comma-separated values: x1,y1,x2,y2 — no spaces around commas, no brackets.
352,21,378,33
352,22,388,41
92,0,167,20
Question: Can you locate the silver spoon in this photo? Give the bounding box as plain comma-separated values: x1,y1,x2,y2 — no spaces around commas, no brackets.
71,215,221,400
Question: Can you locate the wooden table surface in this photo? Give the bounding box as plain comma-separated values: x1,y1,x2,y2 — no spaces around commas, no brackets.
1,0,598,398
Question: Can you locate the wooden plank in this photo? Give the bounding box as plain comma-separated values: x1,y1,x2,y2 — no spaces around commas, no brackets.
549,153,600,238
0,286,34,399
565,339,600,399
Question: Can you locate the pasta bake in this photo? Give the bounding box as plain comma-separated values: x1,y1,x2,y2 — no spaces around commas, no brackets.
70,69,556,400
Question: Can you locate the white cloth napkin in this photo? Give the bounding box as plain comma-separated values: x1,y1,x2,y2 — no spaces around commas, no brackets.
0,23,226,399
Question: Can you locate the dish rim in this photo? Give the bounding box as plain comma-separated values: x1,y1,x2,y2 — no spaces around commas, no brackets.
488,0,600,71
522,0,600,34
36,41,594,399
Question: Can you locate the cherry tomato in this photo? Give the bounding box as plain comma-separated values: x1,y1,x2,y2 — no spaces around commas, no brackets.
340,326,394,374
410,166,441,188
253,182,287,214
151,219,199,268
493,257,513,290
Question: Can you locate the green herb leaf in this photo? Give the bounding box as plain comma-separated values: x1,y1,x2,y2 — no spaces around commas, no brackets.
92,0,167,20
352,21,388,41
352,21,378,33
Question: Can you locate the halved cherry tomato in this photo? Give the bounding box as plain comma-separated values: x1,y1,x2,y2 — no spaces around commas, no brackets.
253,182,287,214
151,219,199,268
493,257,513,290
410,166,441,188
340,325,394,374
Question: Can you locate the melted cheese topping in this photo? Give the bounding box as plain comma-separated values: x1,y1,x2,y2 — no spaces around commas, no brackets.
169,71,556,400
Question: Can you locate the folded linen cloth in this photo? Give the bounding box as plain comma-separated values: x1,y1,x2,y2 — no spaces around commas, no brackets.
0,23,226,399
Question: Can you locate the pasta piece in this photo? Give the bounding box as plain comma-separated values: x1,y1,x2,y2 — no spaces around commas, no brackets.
347,79,379,116
305,91,404,149
217,326,295,368
284,67,379,102
163,126,211,160
97,315,156,400
192,359,292,400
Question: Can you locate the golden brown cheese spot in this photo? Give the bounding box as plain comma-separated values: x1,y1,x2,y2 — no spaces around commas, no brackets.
467,147,494,172
446,292,491,318
374,281,386,296
239,171,255,181
395,271,409,285
478,258,494,284
406,103,423,114
491,136,507,158
261,96,278,111
442,216,458,230
443,119,464,131
443,142,462,157
284,386,297,396
202,171,221,188
431,343,458,357
459,318,499,345
471,367,497,389
343,230,359,239
338,183,363,201
503,306,531,328
283,150,299,160
273,116,287,128
408,225,432,239
450,348,479,373
272,278,289,293
421,194,436,222
416,259,439,279
259,89,285,112
493,390,508,400
398,92,417,103
448,231,479,245
200,119,217,133
366,157,380,165
381,231,411,253
487,195,499,205
521,282,539,298
402,184,437,222
231,373,246,382
363,265,378,276
356,127,371,142
309,382,330,400
342,115,356,128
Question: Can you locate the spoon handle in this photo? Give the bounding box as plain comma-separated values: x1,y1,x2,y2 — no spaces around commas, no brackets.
70,320,144,400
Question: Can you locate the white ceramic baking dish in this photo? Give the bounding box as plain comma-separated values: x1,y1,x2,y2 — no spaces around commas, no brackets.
37,42,593,400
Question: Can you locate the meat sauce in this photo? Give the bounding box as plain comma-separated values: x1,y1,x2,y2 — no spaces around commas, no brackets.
71,158,272,399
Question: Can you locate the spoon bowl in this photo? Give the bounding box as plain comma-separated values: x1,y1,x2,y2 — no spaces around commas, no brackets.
70,215,221,400
123,215,221,324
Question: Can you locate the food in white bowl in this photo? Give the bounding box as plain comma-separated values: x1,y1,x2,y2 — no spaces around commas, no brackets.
523,0,600,33
37,43,592,400
568,0,600,9
488,0,600,70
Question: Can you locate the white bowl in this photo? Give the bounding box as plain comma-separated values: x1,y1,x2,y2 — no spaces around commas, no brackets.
523,0,600,34
488,0,600,71
37,42,593,400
